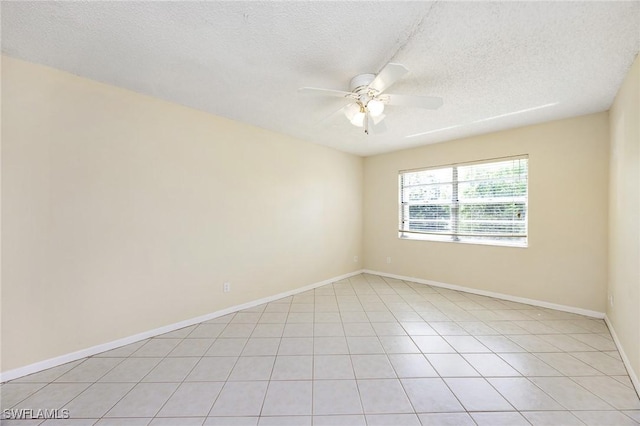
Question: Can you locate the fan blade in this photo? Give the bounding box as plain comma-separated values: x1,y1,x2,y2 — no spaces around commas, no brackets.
384,94,443,109
298,87,355,98
370,118,387,134
368,63,409,93
362,112,387,135
372,113,386,125
319,104,351,125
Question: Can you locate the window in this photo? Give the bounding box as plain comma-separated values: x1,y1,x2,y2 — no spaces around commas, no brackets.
399,155,528,247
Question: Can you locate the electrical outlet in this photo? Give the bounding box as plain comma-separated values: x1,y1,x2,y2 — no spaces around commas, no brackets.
354,256,359,262
386,257,392,264
223,282,231,293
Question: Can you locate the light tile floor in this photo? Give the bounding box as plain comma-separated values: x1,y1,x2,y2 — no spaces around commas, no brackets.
2,274,639,425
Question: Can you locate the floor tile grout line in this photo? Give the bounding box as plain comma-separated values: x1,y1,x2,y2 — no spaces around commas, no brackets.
359,276,415,420
256,307,287,418
6,359,93,410
356,276,379,425
4,273,638,425
150,314,234,422
379,274,625,414
53,357,129,419
146,353,208,420
101,315,237,422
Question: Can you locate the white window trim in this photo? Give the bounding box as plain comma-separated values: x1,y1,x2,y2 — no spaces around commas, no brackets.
398,155,529,248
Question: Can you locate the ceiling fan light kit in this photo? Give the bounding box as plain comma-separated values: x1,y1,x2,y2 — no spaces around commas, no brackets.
299,63,444,135
350,105,366,127
367,99,385,117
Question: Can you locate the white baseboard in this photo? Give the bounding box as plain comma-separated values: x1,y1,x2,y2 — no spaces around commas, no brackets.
0,269,364,383
363,269,605,319
604,315,640,397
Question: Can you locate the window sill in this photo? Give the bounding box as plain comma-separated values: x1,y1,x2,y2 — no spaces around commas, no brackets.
398,233,528,248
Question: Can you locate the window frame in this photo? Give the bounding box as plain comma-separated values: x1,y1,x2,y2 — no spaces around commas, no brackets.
398,155,529,248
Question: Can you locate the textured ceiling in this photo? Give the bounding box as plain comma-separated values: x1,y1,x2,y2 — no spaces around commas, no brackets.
2,1,639,156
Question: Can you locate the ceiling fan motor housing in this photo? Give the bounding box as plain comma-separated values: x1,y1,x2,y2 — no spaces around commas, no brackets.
349,73,376,94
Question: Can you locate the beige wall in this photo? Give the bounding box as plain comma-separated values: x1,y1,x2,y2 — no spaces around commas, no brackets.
608,54,640,384
1,56,363,372
1,53,632,378
364,113,610,312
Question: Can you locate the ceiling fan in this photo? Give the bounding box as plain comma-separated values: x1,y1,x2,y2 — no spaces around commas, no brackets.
299,63,443,135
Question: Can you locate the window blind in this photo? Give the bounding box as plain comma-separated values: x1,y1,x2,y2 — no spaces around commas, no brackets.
399,156,528,246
